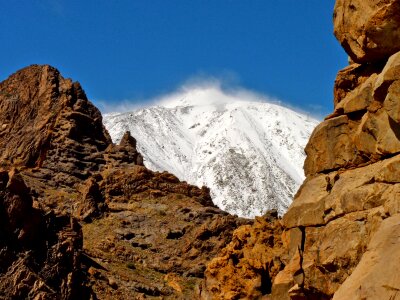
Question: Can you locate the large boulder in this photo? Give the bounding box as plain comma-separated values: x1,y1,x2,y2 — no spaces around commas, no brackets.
334,0,400,63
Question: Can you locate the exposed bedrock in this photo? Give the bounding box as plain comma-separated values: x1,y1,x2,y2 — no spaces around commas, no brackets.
334,0,400,63
0,64,250,298
202,1,400,299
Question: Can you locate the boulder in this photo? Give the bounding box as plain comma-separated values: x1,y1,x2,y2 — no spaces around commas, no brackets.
334,62,384,107
304,115,358,176
334,0,400,63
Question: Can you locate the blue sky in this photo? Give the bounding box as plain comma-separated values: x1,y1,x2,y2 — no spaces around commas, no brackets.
1,1,347,116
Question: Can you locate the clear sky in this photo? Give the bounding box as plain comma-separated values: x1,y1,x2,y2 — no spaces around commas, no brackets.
1,1,347,116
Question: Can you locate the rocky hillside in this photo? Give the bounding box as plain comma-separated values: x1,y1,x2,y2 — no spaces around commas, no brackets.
104,93,318,218
0,65,249,299
2,1,400,299
201,1,400,299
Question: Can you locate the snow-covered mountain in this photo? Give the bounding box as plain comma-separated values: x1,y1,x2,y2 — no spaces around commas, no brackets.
103,86,318,218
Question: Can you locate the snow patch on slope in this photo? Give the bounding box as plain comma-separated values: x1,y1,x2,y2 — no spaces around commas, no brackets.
103,85,318,218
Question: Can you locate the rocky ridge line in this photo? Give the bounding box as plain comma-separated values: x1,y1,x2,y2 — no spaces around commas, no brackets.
0,65,249,299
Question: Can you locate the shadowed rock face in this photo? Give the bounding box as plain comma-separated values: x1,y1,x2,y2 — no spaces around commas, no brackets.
0,64,249,299
0,169,86,299
202,1,400,299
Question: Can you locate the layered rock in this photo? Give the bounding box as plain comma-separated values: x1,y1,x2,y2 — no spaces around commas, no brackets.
304,50,400,176
202,1,400,299
0,65,144,217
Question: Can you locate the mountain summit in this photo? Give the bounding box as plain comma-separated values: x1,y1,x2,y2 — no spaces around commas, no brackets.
104,86,318,217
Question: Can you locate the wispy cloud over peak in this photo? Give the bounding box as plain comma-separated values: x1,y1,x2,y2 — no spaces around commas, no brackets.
96,75,322,120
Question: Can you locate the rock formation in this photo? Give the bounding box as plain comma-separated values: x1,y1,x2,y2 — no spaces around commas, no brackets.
202,1,400,299
3,1,400,298
0,65,249,298
334,0,400,63
201,210,285,299
0,169,86,299
84,166,248,299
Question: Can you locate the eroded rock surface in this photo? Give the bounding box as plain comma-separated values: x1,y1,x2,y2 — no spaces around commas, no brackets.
0,65,144,217
202,1,400,299
334,0,400,63
84,166,248,299
304,49,400,176
200,211,284,300
0,64,248,299
0,169,86,299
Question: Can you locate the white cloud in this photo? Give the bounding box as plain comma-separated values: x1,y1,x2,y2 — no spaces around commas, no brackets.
95,76,322,120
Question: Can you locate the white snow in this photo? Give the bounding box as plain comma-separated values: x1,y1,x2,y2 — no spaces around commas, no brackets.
103,86,319,218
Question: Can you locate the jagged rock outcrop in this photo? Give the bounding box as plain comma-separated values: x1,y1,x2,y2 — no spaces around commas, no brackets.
202,1,400,299
0,64,248,299
304,49,400,176
0,169,87,299
0,65,143,217
0,65,111,171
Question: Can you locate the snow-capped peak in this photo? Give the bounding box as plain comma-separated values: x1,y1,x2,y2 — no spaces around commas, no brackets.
103,85,319,218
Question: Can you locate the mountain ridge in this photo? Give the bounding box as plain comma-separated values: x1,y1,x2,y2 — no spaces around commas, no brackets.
0,64,251,299
104,86,319,217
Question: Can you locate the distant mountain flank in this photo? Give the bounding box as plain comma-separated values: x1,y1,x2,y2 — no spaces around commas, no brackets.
103,86,319,218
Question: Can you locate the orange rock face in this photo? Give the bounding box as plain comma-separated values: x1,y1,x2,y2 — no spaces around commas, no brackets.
0,65,111,169
4,1,400,297
334,0,400,63
200,211,284,300
304,50,400,176
202,1,400,299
